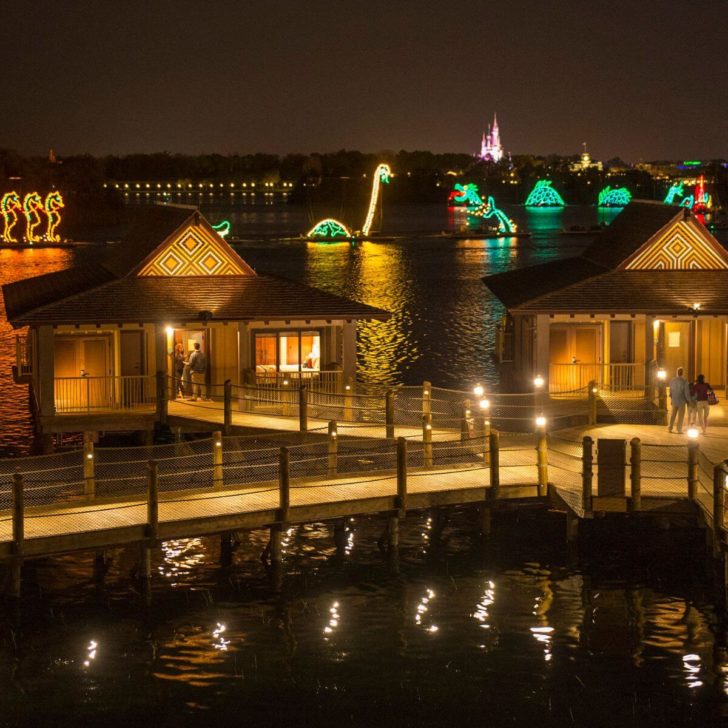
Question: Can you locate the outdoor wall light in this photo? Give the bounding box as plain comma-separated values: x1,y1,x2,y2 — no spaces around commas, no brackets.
165,326,174,336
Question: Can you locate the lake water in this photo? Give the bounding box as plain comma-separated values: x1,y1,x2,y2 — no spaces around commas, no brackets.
1,202,727,726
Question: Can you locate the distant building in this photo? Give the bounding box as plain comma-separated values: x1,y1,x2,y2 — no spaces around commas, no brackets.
570,143,603,172
479,113,504,163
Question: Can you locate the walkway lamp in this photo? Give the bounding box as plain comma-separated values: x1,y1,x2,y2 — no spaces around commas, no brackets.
534,375,545,390
473,384,484,398
535,415,546,430
479,398,490,411
656,368,666,382
687,427,699,440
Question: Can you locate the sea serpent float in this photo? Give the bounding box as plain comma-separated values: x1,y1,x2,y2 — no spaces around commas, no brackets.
1,190,65,243
450,183,517,234
306,163,392,241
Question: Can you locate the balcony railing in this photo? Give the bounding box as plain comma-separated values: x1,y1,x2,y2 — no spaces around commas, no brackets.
253,369,344,394
549,363,646,395
55,375,157,414
15,334,32,377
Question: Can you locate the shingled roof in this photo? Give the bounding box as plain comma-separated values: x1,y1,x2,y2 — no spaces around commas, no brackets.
3,205,389,327
483,201,728,314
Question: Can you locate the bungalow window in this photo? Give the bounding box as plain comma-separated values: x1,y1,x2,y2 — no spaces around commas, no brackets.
254,331,321,373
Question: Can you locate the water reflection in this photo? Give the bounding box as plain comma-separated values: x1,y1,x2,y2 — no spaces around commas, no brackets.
82,639,98,668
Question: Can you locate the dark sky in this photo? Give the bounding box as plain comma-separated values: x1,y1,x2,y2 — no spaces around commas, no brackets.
2,0,726,160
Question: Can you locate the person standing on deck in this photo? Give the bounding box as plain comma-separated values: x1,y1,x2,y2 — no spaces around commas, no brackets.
693,374,712,434
668,367,691,434
173,342,186,398
187,342,207,401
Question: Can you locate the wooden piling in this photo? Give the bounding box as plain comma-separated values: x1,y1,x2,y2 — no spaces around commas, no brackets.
279,446,290,522
629,437,641,512
587,379,598,425
713,463,726,557
566,510,579,543
298,385,308,432
422,414,433,469
212,431,223,490
328,421,338,476
460,399,471,443
83,432,95,499
223,379,232,435
269,524,283,564
220,533,234,567
478,415,491,466
488,430,500,502
582,435,593,514
156,370,167,425
537,428,548,497
396,437,407,516
385,389,395,439
10,472,24,598
147,461,159,541
687,439,699,502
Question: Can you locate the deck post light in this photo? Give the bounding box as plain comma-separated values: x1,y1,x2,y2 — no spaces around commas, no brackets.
656,368,666,381
534,375,544,389
687,427,699,440
473,384,484,398
535,415,546,429
479,398,490,411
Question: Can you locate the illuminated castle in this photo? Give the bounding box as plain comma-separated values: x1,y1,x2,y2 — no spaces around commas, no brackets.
479,113,503,163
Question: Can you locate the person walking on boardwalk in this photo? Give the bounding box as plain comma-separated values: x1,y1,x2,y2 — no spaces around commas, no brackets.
187,342,207,401
173,342,186,398
668,367,691,434
692,374,712,434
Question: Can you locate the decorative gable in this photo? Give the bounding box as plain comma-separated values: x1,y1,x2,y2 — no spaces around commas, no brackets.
623,218,728,270
137,223,252,277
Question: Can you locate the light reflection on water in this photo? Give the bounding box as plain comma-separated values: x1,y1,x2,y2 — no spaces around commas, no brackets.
1,204,727,724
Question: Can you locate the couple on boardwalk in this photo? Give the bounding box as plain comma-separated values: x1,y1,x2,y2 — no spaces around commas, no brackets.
173,342,208,401
668,367,714,435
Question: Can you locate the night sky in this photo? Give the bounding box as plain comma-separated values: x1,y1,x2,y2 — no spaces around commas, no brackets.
2,0,726,160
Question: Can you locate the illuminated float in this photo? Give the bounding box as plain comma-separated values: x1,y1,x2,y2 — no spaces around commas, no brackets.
524,180,565,207
450,183,517,234
212,219,231,238
597,186,631,208
1,190,65,244
306,163,391,241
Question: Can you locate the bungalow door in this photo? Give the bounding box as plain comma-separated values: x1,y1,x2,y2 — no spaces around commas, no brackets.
550,325,601,391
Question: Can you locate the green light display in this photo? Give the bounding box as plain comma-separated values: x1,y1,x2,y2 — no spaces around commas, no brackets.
307,218,352,239
597,186,631,207
212,220,231,238
524,180,565,207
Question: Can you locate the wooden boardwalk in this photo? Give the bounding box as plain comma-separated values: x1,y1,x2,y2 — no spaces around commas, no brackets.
2,421,728,600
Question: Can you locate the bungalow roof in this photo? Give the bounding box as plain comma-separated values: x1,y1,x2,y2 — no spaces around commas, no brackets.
2,204,389,327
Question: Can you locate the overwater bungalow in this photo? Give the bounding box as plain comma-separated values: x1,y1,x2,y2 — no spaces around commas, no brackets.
3,205,387,445
485,202,728,407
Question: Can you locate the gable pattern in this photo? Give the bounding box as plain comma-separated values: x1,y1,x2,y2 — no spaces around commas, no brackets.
137,225,248,276
624,220,728,271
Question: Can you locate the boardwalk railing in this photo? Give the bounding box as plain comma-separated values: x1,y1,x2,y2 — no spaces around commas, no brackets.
549,363,645,394
168,378,593,434
55,375,157,413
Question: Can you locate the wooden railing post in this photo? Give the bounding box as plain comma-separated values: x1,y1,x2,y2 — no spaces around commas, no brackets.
223,379,232,435
146,461,159,541
385,389,395,439
488,430,500,502
422,381,431,418
712,462,726,556
478,415,491,466
156,370,167,425
279,446,290,522
83,432,95,499
328,421,338,476
687,439,699,502
582,435,593,513
299,384,308,432
587,379,597,425
10,472,24,598
537,426,548,497
212,431,223,490
461,399,471,442
343,377,354,422
629,437,641,512
658,381,668,425
396,437,407,515
423,414,433,468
